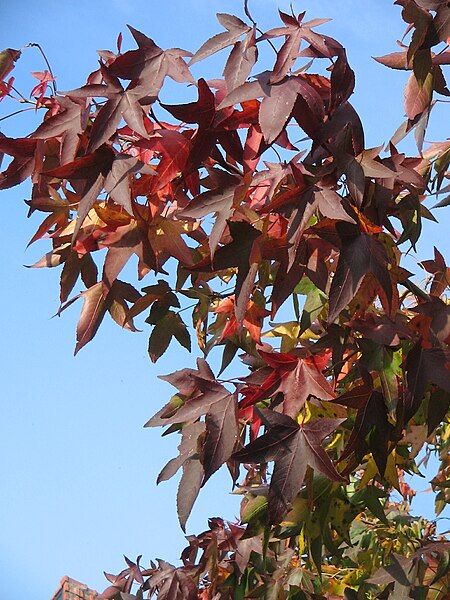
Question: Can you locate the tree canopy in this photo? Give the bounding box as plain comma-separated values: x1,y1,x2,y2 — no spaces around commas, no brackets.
1,0,450,598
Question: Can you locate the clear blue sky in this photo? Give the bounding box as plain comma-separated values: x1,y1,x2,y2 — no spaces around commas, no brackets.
0,1,448,599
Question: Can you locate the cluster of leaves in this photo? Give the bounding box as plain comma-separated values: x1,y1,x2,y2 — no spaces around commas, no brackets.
2,0,450,598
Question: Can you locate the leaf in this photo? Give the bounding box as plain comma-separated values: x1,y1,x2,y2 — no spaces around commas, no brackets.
60,252,97,303
223,32,257,93
328,224,392,323
73,279,140,354
217,72,271,110
161,78,215,127
158,421,205,484
177,457,204,532
136,129,192,194
45,145,115,241
32,97,83,164
147,359,234,427
104,154,143,215
278,356,335,418
126,280,174,322
404,71,433,119
335,386,393,476
259,78,300,144
66,68,149,151
374,51,411,70
189,14,250,65
178,178,240,257
0,136,38,190
108,28,191,92
75,282,107,354
202,392,238,483
233,410,345,523
190,220,262,315
0,48,20,80
330,49,355,112
367,553,414,587
405,342,450,422
157,567,198,599
148,216,194,268
148,311,191,363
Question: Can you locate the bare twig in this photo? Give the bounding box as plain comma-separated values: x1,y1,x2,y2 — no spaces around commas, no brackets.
0,107,37,123
243,0,256,26
270,144,283,163
244,0,278,56
26,43,57,94
10,85,35,105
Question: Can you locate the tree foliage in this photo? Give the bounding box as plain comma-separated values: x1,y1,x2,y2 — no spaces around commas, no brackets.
2,0,450,598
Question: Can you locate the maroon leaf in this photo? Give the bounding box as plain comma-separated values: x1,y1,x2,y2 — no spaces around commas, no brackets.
217,72,271,110
233,410,344,523
178,177,240,257
189,14,250,65
374,51,411,70
66,71,149,152
202,392,238,483
405,342,450,422
104,154,144,215
112,26,194,91
330,50,355,112
404,71,433,119
328,224,392,323
177,457,204,531
45,145,115,241
0,136,38,190
75,282,107,354
223,31,257,93
335,386,393,476
147,359,234,426
259,78,299,144
158,422,205,484
161,78,215,127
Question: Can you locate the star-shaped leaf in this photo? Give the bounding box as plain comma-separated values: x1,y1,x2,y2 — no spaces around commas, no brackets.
233,409,345,523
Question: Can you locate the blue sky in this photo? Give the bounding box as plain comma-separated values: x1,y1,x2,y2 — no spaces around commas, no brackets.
0,1,448,599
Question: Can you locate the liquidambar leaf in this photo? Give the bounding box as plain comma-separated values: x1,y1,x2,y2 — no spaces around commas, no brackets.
233,410,345,523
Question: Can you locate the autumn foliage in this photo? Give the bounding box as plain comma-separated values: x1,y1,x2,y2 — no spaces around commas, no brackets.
1,0,450,597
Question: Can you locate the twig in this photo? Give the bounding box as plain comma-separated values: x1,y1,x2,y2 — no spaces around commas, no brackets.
270,145,283,163
243,0,256,26
26,43,57,94
10,85,35,105
243,0,278,56
435,44,449,57
176,302,197,315
0,107,36,123
324,349,359,376
151,107,170,130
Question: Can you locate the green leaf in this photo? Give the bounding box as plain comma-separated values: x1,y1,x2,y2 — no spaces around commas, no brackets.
148,311,191,362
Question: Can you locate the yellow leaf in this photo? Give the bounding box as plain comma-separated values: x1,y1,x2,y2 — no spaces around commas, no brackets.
358,457,378,489
282,497,309,526
384,452,401,491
